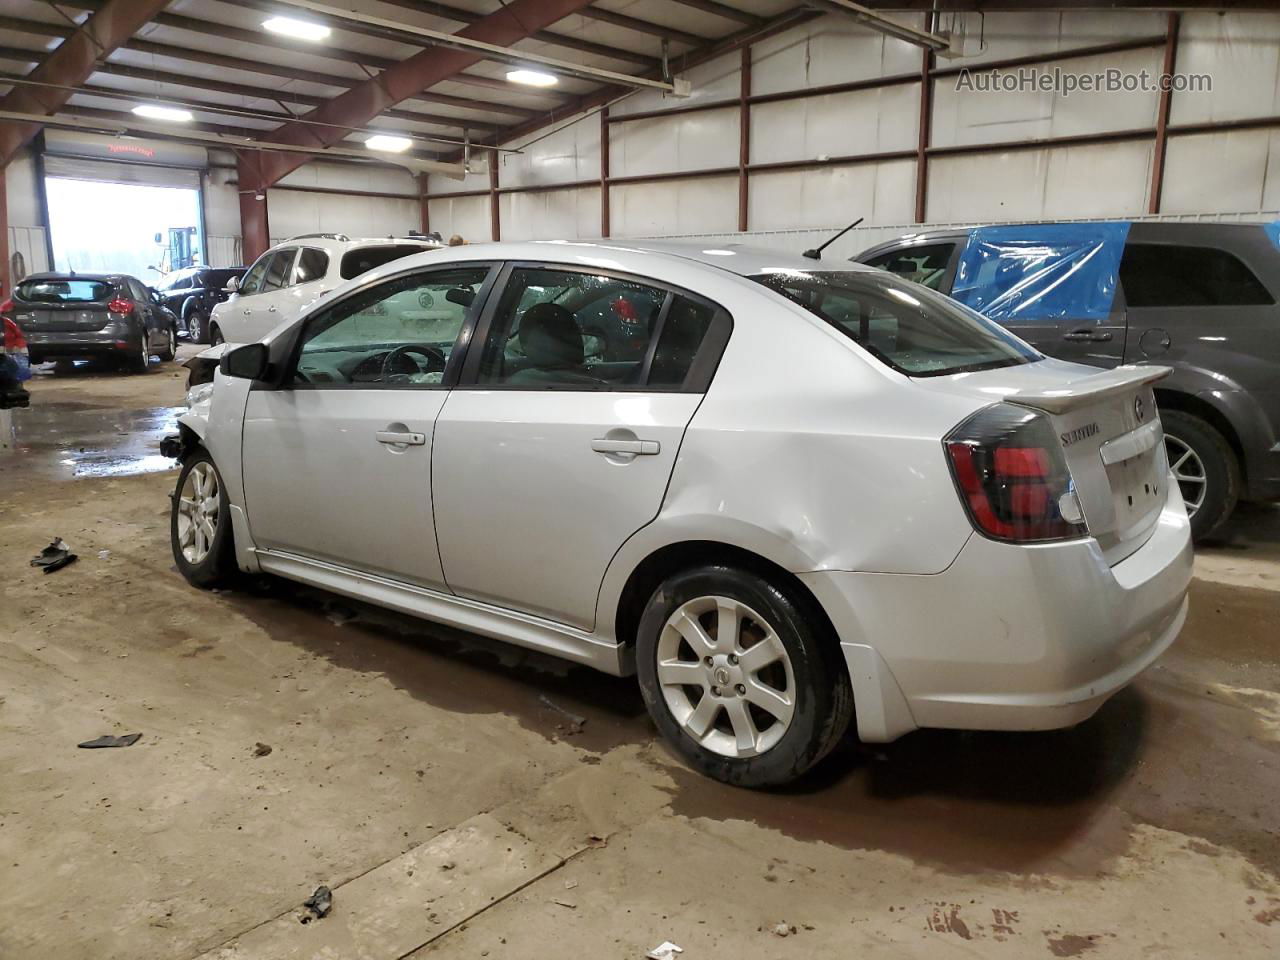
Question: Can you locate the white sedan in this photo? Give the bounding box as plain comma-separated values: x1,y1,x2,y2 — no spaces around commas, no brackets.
165,241,1192,787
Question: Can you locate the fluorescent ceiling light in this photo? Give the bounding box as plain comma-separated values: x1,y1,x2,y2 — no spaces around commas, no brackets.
507,69,558,88
701,249,735,256
132,104,193,122
262,17,331,41
366,134,413,153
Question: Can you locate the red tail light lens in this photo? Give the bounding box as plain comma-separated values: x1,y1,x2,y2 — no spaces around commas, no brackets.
945,404,1087,543
107,297,134,314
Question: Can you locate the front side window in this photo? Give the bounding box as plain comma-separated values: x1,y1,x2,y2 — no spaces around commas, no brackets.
296,248,329,284
291,266,490,387
261,249,297,292
1120,243,1274,307
475,267,718,390
862,242,956,291
239,255,272,296
752,269,1040,377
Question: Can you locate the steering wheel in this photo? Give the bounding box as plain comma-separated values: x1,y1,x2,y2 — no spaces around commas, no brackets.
379,343,447,382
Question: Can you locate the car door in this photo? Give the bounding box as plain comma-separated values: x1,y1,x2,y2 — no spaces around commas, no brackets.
246,247,299,339
431,263,732,630
239,263,497,588
127,278,161,346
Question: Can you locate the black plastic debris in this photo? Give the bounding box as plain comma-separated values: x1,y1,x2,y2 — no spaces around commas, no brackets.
301,885,332,923
78,733,142,749
252,742,272,758
31,538,78,574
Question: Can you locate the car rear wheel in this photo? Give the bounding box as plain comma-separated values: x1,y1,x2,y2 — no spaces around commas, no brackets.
635,564,853,788
187,309,208,344
1161,409,1239,542
126,332,150,373
157,326,177,362
171,450,237,588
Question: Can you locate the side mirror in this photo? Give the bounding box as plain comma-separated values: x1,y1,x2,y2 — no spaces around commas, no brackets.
224,276,240,295
220,343,269,381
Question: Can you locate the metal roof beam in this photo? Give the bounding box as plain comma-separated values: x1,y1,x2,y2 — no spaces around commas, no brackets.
0,0,173,164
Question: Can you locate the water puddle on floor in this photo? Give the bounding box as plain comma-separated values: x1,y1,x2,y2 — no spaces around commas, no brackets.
1,401,184,481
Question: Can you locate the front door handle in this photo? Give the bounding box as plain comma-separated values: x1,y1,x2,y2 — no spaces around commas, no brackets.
1062,329,1113,342
591,438,660,456
376,430,426,446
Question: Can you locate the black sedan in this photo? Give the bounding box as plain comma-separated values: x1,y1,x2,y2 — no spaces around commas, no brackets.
154,266,246,343
1,273,177,373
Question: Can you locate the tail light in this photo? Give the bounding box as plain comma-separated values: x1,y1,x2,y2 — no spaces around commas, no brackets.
107,297,134,314
0,297,13,317
944,404,1087,543
4,316,26,351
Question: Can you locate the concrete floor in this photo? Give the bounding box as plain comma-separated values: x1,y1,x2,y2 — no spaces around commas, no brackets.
2,347,1279,960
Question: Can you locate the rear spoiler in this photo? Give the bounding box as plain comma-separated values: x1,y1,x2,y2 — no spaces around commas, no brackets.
1006,364,1171,415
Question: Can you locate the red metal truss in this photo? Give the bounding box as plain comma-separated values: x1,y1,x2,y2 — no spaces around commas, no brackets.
0,0,172,164
242,0,600,193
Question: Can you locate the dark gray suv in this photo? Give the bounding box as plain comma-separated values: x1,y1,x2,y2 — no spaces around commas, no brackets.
856,221,1280,540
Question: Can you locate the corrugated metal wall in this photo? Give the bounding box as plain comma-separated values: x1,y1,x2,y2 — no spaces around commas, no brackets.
426,10,1280,247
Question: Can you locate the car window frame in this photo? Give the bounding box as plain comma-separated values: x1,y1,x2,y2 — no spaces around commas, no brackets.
455,261,733,395
267,261,502,392
860,239,963,295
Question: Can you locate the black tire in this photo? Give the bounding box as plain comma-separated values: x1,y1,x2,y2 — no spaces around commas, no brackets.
635,564,853,788
188,309,208,344
1161,409,1239,542
209,323,224,346
170,449,237,588
157,325,177,362
126,331,150,373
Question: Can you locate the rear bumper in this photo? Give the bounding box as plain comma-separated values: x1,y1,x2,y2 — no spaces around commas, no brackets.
24,328,139,359
802,481,1194,742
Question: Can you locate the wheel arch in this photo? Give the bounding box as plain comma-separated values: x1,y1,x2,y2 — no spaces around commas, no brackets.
611,539,842,660
1155,388,1245,481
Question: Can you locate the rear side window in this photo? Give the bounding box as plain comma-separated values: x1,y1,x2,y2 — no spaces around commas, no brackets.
341,244,433,280
17,278,111,303
752,269,1039,377
1120,243,1274,307
296,248,329,284
862,242,956,291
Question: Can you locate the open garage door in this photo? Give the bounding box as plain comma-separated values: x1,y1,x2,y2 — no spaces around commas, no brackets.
42,133,206,282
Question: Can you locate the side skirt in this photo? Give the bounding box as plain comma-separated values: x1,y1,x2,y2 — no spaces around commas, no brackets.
253,549,627,676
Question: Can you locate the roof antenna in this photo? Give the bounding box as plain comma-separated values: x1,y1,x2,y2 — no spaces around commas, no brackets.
802,217,864,261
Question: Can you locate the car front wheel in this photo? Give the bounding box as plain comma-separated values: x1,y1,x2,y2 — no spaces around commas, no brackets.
187,309,208,344
157,326,177,361
1161,409,1239,542
171,450,237,588
636,564,853,788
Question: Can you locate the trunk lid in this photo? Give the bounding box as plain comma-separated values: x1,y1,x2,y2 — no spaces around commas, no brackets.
921,358,1172,563
12,300,113,332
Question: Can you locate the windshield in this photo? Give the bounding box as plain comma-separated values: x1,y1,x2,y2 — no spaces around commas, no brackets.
750,269,1039,376
17,278,113,304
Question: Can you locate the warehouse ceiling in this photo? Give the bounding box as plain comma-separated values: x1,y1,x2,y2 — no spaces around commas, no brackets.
0,0,1273,177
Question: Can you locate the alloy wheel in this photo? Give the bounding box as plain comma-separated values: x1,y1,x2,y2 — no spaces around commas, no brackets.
176,462,220,565
656,595,796,759
1165,434,1207,517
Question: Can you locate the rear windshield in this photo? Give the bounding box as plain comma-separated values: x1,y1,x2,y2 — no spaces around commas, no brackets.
17,278,113,304
340,244,433,280
751,269,1040,377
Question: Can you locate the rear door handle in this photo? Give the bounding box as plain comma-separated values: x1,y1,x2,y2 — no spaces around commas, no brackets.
591,438,660,455
376,430,426,446
1062,329,1113,342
